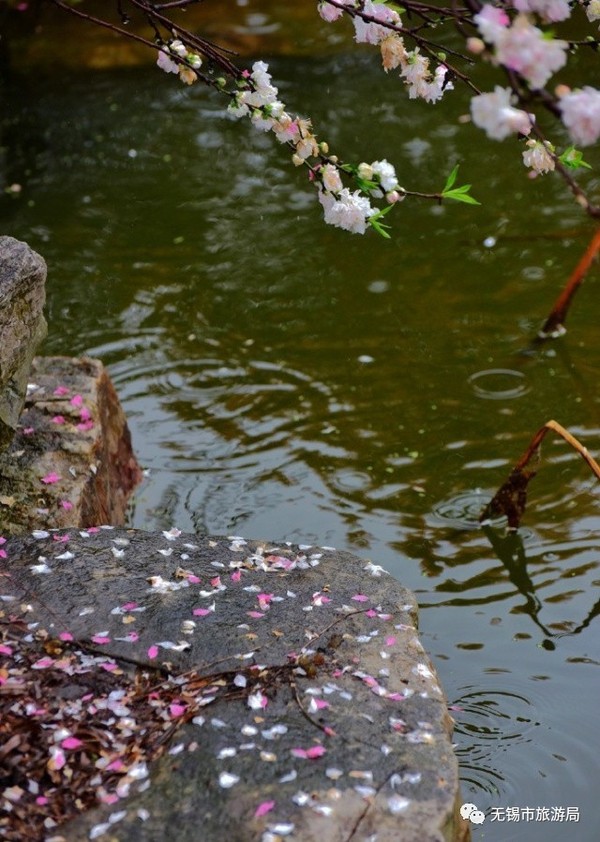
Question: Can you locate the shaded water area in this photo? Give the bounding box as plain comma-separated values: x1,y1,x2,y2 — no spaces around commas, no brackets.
2,4,600,839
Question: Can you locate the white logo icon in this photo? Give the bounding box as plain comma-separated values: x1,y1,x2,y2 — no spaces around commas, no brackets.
460,803,486,824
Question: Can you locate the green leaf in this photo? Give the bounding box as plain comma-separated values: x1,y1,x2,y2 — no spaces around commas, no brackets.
443,164,459,193
559,146,592,170
369,219,392,239
369,204,394,222
443,189,481,206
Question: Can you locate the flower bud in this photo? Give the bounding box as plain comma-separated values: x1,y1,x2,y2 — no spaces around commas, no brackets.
292,153,304,167
357,162,373,181
466,37,485,55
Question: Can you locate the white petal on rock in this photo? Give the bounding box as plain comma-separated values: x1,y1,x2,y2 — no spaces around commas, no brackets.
388,795,410,814
218,772,240,789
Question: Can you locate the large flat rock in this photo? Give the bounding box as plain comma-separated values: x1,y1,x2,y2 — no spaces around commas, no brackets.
0,356,142,535
0,528,468,842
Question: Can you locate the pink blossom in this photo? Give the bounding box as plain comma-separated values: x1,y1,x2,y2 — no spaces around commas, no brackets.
354,0,401,45
492,14,567,89
41,472,61,484
513,0,572,22
474,5,509,42
559,87,600,146
318,1,344,23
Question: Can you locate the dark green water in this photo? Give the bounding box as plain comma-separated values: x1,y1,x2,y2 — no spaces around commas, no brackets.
2,9,600,839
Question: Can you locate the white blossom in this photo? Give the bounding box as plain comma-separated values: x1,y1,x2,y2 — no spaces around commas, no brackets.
522,139,555,174
319,187,375,235
470,86,533,140
513,0,572,22
559,86,600,146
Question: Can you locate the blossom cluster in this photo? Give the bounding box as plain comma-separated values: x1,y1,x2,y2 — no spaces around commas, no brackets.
320,1,453,104
152,1,600,234
156,39,202,85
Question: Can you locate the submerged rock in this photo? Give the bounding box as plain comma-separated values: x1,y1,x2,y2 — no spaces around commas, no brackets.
0,236,47,452
0,528,469,842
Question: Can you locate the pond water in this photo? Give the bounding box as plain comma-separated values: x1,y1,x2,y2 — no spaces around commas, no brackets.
2,4,600,839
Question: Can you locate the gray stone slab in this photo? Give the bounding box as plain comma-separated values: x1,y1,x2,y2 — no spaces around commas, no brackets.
0,528,468,841
0,236,47,451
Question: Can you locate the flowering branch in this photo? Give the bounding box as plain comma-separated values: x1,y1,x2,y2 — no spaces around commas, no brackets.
39,0,600,238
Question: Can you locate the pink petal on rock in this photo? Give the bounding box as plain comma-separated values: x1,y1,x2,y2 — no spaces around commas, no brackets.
51,415,65,425
352,594,369,602
291,745,326,759
61,737,83,750
254,800,275,818
0,643,13,656
60,500,74,510
91,635,110,645
32,657,54,669
385,636,397,646
305,745,327,759
365,609,378,618
0,549,7,559
247,611,265,619
59,632,73,642
54,385,70,396
122,602,138,611
41,472,61,485
70,394,83,407
231,569,242,582
170,702,187,717
147,645,159,659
